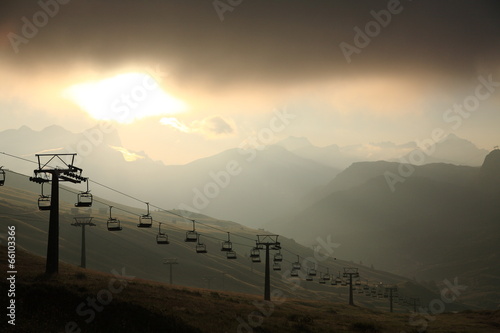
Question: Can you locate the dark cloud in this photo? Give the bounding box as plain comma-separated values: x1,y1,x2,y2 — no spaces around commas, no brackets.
2,0,500,86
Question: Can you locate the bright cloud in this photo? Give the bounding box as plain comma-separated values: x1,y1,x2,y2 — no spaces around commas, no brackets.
109,145,146,162
160,116,235,138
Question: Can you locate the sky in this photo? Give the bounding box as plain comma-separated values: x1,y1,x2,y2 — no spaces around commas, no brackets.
1,0,499,165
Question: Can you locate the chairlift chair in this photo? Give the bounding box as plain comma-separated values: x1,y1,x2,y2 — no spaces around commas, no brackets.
38,183,51,211
323,269,331,281
0,167,5,186
250,247,260,258
290,269,299,277
306,276,313,282
156,223,169,244
75,180,92,207
38,195,51,211
340,280,347,287
355,279,362,286
138,203,153,228
185,220,198,242
308,268,317,277
251,254,261,263
273,251,283,262
226,251,237,259
319,273,326,284
195,234,207,253
272,262,281,271
107,206,122,231
292,255,301,270
331,279,337,286
221,232,232,251
107,218,122,231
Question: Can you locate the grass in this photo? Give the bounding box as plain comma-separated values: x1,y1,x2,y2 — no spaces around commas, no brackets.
1,246,499,333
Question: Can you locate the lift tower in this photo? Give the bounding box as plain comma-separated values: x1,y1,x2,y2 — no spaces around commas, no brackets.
71,217,96,268
256,235,280,301
343,267,360,306
30,154,86,275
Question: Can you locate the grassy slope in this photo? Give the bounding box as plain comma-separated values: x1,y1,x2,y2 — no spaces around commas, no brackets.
1,247,500,333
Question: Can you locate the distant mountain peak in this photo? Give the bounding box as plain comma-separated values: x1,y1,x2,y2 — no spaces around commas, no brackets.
275,136,313,151
480,149,500,174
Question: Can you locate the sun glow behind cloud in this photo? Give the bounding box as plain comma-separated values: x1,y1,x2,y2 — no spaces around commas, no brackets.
63,73,187,124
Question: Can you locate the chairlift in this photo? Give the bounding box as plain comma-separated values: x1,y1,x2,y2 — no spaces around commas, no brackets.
221,232,232,251
306,276,313,282
156,223,169,244
323,269,331,281
272,262,281,271
226,250,237,259
292,255,301,270
38,183,51,211
355,279,362,286
75,179,93,207
0,167,5,186
308,268,317,277
195,234,207,253
251,254,261,263
185,220,198,242
273,251,283,262
335,272,342,284
290,269,299,277
107,206,122,231
255,241,264,250
340,279,347,287
250,247,260,258
331,279,337,286
138,202,153,228
38,195,51,210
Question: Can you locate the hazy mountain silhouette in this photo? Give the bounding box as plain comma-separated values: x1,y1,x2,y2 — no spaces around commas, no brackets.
0,126,339,228
276,134,488,169
274,151,500,309
399,133,489,166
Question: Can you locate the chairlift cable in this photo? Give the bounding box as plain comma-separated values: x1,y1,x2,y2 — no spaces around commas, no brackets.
2,152,342,270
